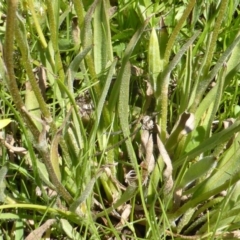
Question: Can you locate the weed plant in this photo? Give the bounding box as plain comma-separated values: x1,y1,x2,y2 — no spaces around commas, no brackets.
1,0,240,239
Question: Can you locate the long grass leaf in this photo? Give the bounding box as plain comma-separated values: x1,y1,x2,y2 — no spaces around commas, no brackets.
118,61,137,167
148,28,161,92
67,45,92,93
93,0,113,75
108,17,150,112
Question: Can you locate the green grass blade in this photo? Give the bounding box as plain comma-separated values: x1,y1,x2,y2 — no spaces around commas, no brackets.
118,61,137,168
148,27,161,92
108,17,150,111
67,45,92,93
93,0,113,75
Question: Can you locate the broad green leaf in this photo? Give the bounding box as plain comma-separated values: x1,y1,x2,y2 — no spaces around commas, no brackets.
179,47,193,113
198,206,240,234
178,156,216,189
0,213,20,220
191,63,226,142
37,161,55,189
198,182,240,234
203,0,228,73
45,0,65,84
61,219,81,240
57,78,88,149
96,60,117,125
89,59,117,147
159,32,200,94
192,139,240,199
203,64,226,137
227,181,240,210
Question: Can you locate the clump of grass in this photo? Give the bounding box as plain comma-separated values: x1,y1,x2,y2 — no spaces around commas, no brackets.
0,0,240,239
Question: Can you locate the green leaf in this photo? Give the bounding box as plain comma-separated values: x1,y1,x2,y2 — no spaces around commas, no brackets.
118,61,138,170
174,120,240,169
60,219,81,239
108,17,150,112
177,208,196,233
226,31,240,75
25,81,42,132
15,220,24,240
192,139,240,198
156,31,200,140
69,170,103,213
50,131,62,182
191,34,240,111
67,45,92,93
148,27,161,92
96,185,138,219
0,119,11,130
93,0,113,75
178,156,216,189
166,112,195,154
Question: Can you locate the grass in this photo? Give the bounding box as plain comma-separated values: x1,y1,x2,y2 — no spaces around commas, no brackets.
0,0,240,239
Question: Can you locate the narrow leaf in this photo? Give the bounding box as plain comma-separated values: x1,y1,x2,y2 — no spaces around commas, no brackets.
108,17,150,112
148,28,161,92
118,61,138,169
93,0,113,74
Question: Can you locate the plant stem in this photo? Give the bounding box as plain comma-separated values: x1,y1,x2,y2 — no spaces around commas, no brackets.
72,0,85,28
203,0,228,74
27,0,47,48
164,0,196,64
15,20,52,122
4,0,39,138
